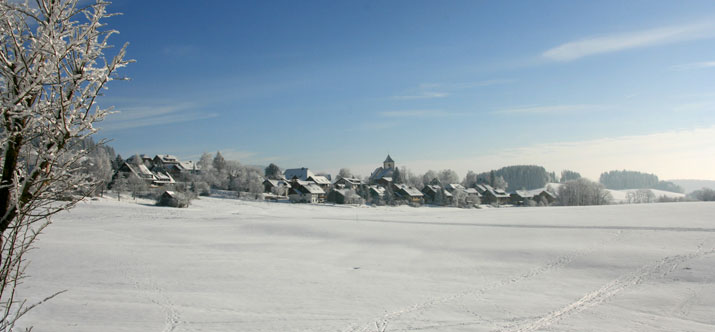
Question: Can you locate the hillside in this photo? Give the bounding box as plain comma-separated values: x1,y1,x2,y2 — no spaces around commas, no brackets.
670,179,715,193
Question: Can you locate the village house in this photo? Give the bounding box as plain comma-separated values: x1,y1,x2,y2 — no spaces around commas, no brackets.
263,179,291,196
113,162,175,186
445,183,481,200
476,183,510,205
533,190,557,205
152,154,180,167
393,183,424,205
509,190,533,206
367,185,386,202
289,182,326,204
284,167,314,181
421,184,453,205
307,175,332,192
334,177,363,190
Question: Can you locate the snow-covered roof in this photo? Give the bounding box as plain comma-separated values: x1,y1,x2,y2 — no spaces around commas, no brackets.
179,161,199,171
136,164,154,176
511,190,534,198
301,183,325,194
394,184,423,197
464,188,480,195
337,177,362,185
369,185,386,196
446,183,465,191
155,154,179,163
309,175,331,185
369,167,394,181
284,168,315,181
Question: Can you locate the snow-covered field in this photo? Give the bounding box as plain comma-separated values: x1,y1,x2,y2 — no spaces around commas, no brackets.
17,197,715,332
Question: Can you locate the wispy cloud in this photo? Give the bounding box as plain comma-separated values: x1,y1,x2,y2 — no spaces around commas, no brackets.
671,60,715,71
543,21,715,61
672,101,715,112
392,91,449,100
100,102,218,131
378,110,456,118
392,79,514,100
493,104,603,115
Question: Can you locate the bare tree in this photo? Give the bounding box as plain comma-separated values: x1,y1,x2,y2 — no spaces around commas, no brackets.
0,1,130,329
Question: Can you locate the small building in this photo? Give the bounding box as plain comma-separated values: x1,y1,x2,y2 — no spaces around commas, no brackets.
533,190,557,205
289,182,326,204
334,177,363,190
263,179,291,195
422,184,453,205
393,183,424,205
308,175,332,192
156,191,189,208
153,154,180,167
367,185,386,202
509,190,533,205
152,169,176,185
115,162,156,184
284,167,315,181
476,184,510,205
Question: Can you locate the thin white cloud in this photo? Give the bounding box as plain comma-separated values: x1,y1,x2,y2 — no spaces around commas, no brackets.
671,60,715,71
392,91,449,100
99,102,218,131
396,126,715,181
544,21,715,61
493,104,603,115
672,101,715,112
378,110,454,118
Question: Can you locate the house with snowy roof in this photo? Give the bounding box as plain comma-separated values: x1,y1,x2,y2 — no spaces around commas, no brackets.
422,184,453,205
284,167,315,181
289,182,326,204
153,154,180,167
334,177,363,190
475,184,510,205
393,183,424,204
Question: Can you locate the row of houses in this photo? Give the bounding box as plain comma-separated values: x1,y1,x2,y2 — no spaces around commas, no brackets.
265,155,556,206
112,154,201,187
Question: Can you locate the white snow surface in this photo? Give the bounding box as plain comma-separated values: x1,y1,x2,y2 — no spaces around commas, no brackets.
17,197,715,332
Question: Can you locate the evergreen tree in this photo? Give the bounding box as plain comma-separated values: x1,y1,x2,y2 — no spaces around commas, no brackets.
392,167,403,184
213,151,227,173
264,163,282,179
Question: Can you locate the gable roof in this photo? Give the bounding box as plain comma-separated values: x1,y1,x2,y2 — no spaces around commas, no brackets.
300,183,325,194
309,175,331,185
394,184,423,197
284,168,315,181
155,154,179,164
336,177,362,185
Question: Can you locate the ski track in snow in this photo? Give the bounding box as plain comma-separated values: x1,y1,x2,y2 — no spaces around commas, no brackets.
122,251,182,332
496,242,715,332
342,231,624,332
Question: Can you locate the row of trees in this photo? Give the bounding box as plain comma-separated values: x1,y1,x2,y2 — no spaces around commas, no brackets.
469,165,553,191
599,170,683,193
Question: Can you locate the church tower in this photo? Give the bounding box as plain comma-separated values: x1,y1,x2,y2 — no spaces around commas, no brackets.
383,154,395,169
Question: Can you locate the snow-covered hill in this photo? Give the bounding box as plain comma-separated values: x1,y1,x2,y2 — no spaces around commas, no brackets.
16,197,715,332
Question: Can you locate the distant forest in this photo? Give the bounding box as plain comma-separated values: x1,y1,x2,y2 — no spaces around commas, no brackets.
471,165,555,191
599,170,683,193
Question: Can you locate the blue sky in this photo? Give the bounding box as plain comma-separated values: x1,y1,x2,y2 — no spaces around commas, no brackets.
97,0,715,180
